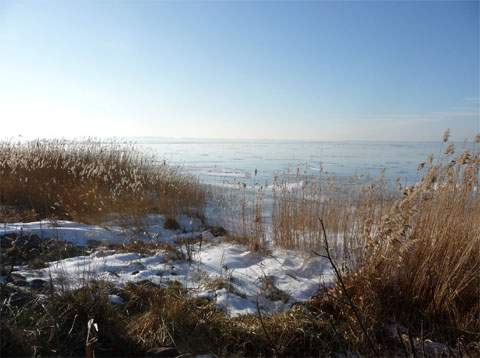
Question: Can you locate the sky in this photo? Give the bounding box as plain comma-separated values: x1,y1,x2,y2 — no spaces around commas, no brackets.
0,0,479,141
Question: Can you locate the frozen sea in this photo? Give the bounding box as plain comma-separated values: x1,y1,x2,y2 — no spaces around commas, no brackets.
134,138,460,187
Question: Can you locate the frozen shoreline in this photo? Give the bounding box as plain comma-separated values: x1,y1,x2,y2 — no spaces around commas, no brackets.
1,215,333,317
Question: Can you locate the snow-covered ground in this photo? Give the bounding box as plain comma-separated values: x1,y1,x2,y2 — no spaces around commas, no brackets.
1,216,333,317
0,214,204,246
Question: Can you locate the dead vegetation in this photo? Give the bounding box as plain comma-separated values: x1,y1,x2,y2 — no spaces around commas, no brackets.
1,132,479,356
213,131,480,354
0,232,83,274
0,281,140,357
307,132,480,355
0,139,204,224
326,133,480,347
270,172,396,259
0,280,344,357
213,162,397,257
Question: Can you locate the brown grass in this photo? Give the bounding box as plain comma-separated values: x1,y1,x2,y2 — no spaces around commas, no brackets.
340,137,480,342
123,281,338,356
214,168,397,260
1,133,478,356
208,181,268,252
0,280,342,357
270,173,396,260
0,281,140,357
309,134,480,352
214,132,480,352
0,139,205,224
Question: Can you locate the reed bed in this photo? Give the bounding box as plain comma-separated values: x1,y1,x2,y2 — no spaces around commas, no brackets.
204,177,269,252
0,139,205,224
338,133,480,343
270,172,397,262
1,133,479,356
214,168,398,262
214,132,479,350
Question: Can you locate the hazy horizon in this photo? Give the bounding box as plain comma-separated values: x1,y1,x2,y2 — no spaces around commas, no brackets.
1,1,479,141
5,134,479,144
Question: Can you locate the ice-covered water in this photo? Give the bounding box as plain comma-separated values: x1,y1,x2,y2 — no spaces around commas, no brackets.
135,138,458,187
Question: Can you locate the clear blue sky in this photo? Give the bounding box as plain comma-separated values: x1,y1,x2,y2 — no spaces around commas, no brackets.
0,0,478,140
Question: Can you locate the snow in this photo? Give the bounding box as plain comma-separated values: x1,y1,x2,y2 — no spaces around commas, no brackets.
2,216,334,317
196,168,250,179
0,220,126,246
215,288,257,316
0,214,208,246
268,180,305,191
108,294,125,305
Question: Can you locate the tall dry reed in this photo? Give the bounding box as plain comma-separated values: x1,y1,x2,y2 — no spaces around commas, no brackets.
350,134,480,338
0,139,204,223
271,172,396,262
309,133,480,349
215,132,479,346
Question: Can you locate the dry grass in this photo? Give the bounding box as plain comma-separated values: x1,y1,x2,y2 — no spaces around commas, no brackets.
1,133,479,356
209,181,268,252
0,280,340,357
0,139,205,224
123,281,338,356
271,173,396,260
214,168,397,260
0,281,140,357
213,131,480,353
309,133,480,352
3,275,476,357
341,136,480,342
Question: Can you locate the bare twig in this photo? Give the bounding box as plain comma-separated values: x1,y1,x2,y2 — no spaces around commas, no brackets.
85,318,98,358
256,297,274,352
315,218,379,357
68,314,78,336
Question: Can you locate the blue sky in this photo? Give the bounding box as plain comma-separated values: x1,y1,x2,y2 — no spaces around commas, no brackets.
0,0,478,140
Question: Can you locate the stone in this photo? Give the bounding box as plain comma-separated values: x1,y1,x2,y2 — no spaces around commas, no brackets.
9,273,27,287
210,225,227,237
29,278,47,290
9,291,31,306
